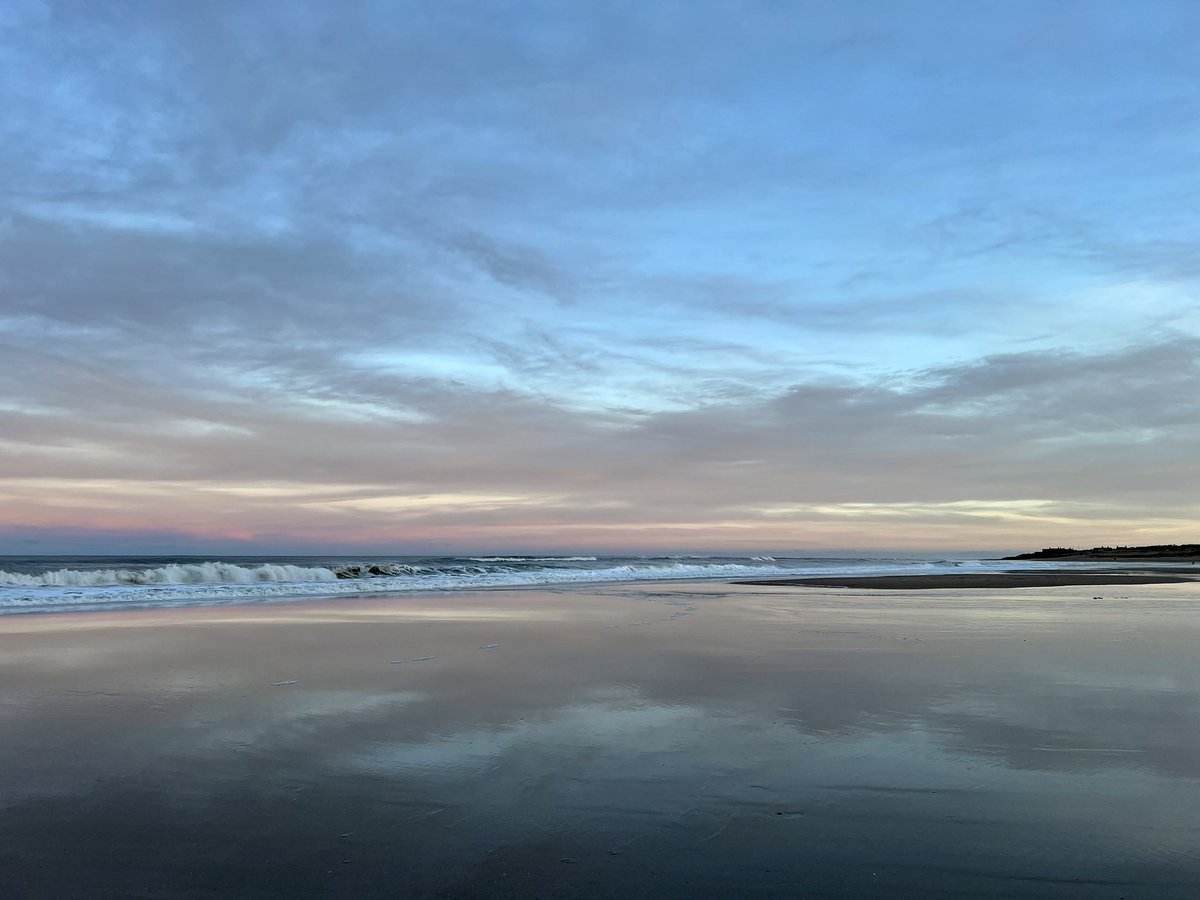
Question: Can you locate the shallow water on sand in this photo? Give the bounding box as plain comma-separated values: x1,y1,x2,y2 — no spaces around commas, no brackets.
2,581,1199,898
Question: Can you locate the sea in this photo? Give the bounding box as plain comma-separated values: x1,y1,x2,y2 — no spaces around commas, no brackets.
0,553,1129,615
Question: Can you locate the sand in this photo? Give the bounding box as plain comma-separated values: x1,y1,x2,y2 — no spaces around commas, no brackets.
739,570,1199,590
3,579,1200,898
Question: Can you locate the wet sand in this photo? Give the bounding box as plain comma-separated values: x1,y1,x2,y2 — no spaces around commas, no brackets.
740,570,1199,590
3,580,1200,898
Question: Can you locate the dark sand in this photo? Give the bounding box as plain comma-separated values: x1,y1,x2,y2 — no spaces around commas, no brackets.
3,579,1200,898
740,570,1199,590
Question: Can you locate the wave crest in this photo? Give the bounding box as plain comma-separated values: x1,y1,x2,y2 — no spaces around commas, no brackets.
0,562,337,588
467,556,599,562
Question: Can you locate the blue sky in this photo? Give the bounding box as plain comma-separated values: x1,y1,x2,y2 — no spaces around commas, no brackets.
1,0,1198,553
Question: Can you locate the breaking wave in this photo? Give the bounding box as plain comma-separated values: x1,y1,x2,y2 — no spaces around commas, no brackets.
0,554,1089,615
0,562,337,588
468,556,599,562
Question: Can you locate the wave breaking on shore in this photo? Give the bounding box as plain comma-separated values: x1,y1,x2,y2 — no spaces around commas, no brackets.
0,554,1122,614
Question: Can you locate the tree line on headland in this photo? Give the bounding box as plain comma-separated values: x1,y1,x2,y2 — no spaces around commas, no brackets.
1004,544,1200,560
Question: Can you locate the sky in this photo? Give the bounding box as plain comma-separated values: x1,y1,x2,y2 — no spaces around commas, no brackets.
1,0,1198,555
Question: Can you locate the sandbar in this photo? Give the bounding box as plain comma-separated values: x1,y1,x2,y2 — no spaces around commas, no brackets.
740,570,1198,590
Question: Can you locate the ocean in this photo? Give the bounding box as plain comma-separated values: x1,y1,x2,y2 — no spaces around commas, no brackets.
0,552,1134,615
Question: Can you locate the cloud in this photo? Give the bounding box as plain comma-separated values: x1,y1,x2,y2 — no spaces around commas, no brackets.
1,2,1198,550
1,326,1196,550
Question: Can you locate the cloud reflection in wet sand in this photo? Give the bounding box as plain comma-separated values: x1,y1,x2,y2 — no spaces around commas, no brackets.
1,582,1199,896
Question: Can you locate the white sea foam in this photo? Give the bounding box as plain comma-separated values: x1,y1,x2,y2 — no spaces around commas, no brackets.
468,556,599,562
0,560,819,612
0,555,1116,615
0,562,337,588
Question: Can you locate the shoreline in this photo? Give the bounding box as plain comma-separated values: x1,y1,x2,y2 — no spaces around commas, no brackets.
738,569,1199,590
5,553,1200,618
5,565,1200,617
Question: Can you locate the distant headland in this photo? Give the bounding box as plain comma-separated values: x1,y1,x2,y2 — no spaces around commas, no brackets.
1004,544,1200,560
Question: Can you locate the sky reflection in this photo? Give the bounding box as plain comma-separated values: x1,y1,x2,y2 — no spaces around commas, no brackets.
2,582,1199,895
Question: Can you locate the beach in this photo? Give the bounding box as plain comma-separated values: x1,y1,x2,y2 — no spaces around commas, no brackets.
4,577,1200,898
741,568,1199,590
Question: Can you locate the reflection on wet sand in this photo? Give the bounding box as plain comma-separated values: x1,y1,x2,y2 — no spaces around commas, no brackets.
2,581,1199,897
